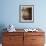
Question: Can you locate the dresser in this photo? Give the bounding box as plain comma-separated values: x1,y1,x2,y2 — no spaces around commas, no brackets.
24,32,45,46
2,30,45,46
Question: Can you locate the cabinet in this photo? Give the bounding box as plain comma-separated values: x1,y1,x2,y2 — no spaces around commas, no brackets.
2,31,45,46
3,32,24,46
24,32,45,46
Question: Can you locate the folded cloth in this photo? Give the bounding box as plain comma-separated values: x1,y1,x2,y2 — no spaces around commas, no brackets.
7,24,16,32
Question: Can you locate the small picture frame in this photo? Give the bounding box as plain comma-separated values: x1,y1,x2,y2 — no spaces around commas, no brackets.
19,5,34,23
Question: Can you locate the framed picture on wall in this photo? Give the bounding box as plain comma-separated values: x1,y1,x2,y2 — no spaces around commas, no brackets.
19,5,34,23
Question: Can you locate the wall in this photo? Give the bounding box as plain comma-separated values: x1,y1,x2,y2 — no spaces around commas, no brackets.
0,0,46,29
0,0,46,44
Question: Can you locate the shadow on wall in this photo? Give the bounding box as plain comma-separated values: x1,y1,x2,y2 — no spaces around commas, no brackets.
0,24,7,43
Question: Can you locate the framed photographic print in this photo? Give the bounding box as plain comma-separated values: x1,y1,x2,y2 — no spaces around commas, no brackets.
19,5,34,23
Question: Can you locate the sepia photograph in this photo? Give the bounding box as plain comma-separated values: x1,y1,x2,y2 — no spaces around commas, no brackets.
19,5,34,23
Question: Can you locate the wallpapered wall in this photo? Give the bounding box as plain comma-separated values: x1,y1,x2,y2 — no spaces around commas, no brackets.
0,0,46,43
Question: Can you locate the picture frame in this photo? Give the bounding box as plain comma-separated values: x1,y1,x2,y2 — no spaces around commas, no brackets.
19,5,34,23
